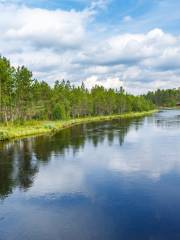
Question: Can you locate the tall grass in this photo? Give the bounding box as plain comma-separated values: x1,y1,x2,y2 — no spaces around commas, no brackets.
0,110,157,141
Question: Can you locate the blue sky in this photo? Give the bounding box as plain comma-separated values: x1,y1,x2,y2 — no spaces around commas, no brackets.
5,0,180,33
0,0,180,93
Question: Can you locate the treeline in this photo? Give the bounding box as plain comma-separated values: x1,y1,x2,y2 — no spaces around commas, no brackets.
144,88,180,107
0,55,154,123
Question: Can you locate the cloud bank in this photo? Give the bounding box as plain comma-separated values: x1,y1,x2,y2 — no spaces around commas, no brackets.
0,2,180,93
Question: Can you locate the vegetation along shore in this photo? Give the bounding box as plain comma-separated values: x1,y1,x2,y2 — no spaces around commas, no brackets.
0,110,157,141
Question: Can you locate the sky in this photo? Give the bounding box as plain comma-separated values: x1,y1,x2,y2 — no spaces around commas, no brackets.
0,0,180,94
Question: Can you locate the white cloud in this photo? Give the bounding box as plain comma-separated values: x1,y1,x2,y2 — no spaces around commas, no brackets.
0,3,180,93
122,15,133,23
84,76,123,89
88,0,108,11
1,4,90,49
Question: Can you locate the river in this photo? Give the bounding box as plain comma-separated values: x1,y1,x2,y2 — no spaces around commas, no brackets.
0,110,180,240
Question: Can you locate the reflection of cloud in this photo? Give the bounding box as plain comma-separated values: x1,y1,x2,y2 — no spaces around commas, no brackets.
107,115,180,180
2,111,180,199
27,157,87,197
108,151,180,181
28,114,180,198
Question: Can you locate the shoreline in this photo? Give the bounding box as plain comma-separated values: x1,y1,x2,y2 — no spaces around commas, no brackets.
159,107,180,110
0,110,157,141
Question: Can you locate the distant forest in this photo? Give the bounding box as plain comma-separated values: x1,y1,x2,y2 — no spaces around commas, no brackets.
144,89,180,107
0,55,179,123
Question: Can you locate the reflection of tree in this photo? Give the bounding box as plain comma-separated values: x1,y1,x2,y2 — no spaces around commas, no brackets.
0,143,15,199
0,140,39,199
17,140,38,190
33,125,86,161
147,111,180,129
119,118,143,145
0,117,144,199
155,117,180,129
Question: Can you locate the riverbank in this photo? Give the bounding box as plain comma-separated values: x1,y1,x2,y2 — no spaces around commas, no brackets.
159,106,180,110
0,110,157,141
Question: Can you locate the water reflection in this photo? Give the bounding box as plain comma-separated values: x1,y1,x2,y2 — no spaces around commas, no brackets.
0,118,140,199
154,109,180,128
1,110,180,240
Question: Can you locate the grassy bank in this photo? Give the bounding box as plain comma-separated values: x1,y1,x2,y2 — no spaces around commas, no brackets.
0,110,157,141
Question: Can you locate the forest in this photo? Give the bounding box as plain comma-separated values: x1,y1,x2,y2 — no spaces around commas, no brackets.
145,89,180,107
0,55,154,123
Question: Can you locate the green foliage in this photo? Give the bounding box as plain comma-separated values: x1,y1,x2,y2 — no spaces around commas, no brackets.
144,88,180,107
52,103,66,120
0,131,9,141
0,55,155,124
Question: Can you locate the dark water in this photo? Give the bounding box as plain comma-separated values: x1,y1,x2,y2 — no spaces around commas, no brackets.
0,110,180,240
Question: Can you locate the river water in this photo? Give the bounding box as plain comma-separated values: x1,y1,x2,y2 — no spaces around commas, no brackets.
0,110,180,240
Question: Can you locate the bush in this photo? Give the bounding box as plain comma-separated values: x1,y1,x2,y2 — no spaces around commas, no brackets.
0,131,9,141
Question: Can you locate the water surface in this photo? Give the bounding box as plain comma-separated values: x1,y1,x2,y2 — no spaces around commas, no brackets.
0,110,180,240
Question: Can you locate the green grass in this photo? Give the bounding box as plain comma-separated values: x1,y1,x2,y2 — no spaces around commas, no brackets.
0,110,157,141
